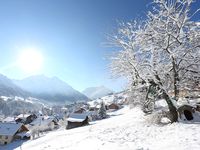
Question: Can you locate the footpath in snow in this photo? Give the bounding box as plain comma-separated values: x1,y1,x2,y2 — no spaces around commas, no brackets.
2,106,200,150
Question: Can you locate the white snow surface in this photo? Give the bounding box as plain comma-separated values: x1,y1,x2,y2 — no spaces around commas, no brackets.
3,106,200,150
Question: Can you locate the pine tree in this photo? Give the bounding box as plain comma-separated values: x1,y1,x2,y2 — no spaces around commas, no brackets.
98,101,107,119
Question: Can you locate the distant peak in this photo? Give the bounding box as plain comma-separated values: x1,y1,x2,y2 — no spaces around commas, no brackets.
82,86,114,99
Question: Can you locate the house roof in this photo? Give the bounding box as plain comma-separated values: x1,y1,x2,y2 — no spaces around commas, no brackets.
0,122,23,136
17,114,31,119
30,116,55,126
3,117,16,123
67,113,89,123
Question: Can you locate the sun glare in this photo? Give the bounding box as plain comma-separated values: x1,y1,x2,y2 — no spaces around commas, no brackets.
17,49,43,73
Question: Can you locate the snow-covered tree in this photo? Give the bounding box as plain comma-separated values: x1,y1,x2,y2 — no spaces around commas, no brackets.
109,0,200,122
98,101,107,119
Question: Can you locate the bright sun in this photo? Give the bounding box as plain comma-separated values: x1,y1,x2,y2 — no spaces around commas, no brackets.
17,49,43,73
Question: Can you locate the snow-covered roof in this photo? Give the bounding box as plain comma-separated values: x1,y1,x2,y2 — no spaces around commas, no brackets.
30,116,55,126
0,96,12,101
17,114,31,119
67,113,89,122
61,107,68,110
0,122,23,136
16,131,31,138
3,117,16,123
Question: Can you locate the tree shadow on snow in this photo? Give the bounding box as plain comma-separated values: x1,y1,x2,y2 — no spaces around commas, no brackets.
179,121,200,124
0,140,27,150
109,114,123,117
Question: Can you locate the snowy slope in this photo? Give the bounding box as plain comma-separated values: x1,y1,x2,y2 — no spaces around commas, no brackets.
4,106,200,150
82,86,113,99
0,96,45,116
88,91,127,107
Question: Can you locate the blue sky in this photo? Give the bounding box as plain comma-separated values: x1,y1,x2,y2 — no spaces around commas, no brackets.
0,0,199,92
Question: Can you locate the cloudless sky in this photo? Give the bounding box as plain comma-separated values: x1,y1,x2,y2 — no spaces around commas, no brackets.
0,0,199,92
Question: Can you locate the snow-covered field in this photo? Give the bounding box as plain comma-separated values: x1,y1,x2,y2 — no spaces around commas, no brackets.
2,106,200,150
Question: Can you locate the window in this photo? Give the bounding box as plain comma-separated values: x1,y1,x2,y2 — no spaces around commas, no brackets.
0,135,2,139
5,136,8,139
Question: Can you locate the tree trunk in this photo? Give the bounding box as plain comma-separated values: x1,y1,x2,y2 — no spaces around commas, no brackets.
162,91,178,122
173,70,179,101
149,78,178,122
172,59,179,101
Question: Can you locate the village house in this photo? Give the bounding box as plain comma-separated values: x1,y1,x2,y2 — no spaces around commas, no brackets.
15,114,37,125
66,113,89,129
108,103,120,110
29,116,59,131
0,122,30,145
74,107,87,114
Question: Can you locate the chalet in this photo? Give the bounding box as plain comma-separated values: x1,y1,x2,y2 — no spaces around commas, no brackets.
15,114,37,125
29,116,58,131
66,113,89,129
108,103,120,110
0,122,30,145
74,108,86,114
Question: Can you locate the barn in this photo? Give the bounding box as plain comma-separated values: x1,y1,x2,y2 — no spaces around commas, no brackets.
66,113,89,129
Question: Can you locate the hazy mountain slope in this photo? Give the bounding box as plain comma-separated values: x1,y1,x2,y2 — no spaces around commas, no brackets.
0,97,44,116
14,75,89,104
82,86,113,99
0,74,29,97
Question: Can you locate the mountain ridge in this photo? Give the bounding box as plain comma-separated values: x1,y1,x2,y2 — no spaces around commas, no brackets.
0,74,30,98
13,75,89,104
0,73,89,104
82,86,114,99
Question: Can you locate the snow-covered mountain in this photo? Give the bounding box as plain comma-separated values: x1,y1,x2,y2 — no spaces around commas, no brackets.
82,86,113,99
87,91,128,107
14,75,89,104
0,74,29,97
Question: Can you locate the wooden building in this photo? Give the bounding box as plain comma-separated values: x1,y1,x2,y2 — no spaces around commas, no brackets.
66,113,89,129
108,103,120,110
15,114,37,125
0,122,29,145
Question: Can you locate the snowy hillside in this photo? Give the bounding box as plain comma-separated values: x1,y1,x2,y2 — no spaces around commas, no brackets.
0,74,29,97
87,91,127,107
0,96,45,116
4,106,200,150
82,86,113,99
14,75,89,104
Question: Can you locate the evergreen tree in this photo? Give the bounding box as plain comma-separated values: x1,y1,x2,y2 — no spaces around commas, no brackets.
98,101,107,119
